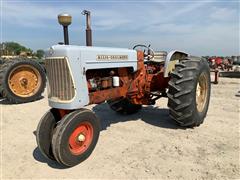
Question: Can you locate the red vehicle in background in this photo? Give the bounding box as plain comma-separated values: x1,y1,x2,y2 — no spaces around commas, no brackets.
208,57,232,71
207,56,235,84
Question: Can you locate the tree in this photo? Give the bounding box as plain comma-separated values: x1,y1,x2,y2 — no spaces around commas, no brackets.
3,42,32,55
36,49,45,59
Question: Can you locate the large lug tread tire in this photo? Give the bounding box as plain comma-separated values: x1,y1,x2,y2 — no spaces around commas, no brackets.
167,58,211,127
36,108,60,161
0,59,46,103
51,109,101,167
107,98,142,115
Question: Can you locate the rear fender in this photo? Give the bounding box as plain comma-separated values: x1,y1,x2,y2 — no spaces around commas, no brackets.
164,50,188,77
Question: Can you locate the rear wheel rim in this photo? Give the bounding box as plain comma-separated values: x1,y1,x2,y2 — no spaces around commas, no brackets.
196,73,208,112
8,65,42,97
68,122,93,155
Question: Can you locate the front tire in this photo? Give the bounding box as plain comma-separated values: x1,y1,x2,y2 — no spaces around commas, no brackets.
51,109,100,167
36,108,61,160
167,58,211,127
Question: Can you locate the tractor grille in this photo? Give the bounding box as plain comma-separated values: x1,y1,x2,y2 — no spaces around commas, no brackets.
45,57,75,101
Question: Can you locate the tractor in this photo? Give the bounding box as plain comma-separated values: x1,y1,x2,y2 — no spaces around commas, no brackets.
0,49,46,103
36,11,211,167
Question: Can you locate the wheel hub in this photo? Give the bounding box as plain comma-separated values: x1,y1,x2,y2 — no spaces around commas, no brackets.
20,77,28,87
68,122,93,155
77,134,86,142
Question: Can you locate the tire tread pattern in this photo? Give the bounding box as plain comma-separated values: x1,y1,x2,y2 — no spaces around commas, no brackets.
167,58,211,127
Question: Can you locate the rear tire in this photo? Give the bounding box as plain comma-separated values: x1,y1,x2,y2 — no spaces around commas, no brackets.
107,98,142,114
167,58,211,127
0,59,46,103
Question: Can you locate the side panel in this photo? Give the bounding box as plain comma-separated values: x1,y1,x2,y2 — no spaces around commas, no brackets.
164,50,188,77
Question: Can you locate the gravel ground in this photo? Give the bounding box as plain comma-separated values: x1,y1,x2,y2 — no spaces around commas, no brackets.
0,77,239,179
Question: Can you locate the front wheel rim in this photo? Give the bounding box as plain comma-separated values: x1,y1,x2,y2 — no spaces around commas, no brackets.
68,122,94,155
196,73,208,112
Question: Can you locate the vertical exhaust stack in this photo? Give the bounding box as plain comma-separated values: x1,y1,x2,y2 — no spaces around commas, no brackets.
58,13,72,45
82,10,92,46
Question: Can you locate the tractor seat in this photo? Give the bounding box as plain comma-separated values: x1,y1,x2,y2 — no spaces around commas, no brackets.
151,51,167,63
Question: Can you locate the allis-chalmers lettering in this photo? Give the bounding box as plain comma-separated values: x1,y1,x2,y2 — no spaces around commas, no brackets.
96,55,128,60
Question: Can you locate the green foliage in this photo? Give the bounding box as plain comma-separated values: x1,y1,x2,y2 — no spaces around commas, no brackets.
36,49,45,59
3,42,32,55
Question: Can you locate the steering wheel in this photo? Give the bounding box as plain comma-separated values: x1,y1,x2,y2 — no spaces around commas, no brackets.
133,44,154,60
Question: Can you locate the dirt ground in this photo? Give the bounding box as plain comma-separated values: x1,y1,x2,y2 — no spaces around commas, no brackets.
0,77,239,179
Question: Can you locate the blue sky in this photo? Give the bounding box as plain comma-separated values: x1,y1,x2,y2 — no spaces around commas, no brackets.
1,0,239,56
